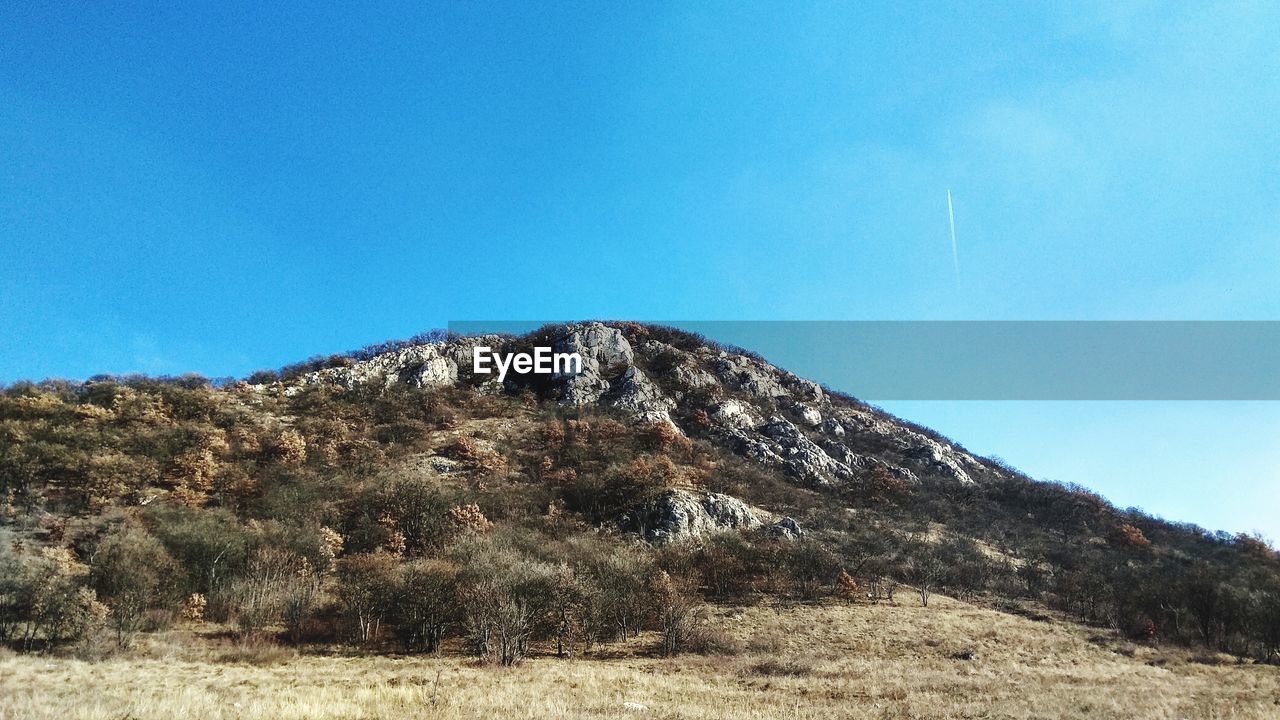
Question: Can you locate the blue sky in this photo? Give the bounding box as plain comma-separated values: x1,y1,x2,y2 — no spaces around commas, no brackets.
2,2,1278,538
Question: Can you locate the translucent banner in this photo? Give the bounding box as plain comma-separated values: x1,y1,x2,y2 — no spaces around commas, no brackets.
447,321,1280,401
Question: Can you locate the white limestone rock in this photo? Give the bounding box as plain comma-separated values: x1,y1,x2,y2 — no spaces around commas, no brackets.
760,416,854,485
710,399,763,430
621,489,761,544
606,366,676,424
789,402,822,427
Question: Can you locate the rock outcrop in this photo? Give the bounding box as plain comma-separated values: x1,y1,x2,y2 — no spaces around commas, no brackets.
552,323,634,405
300,337,494,390
713,354,791,399
760,417,854,485
621,489,762,544
604,366,677,425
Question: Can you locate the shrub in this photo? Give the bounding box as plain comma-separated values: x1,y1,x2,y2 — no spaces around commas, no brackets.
0,539,30,643
694,531,762,601
443,436,507,474
786,539,841,600
861,466,913,505
938,537,998,600
611,455,683,508
346,476,451,557
272,429,308,465
1111,523,1152,550
180,593,206,622
146,505,251,599
684,623,742,656
644,421,691,454
90,526,181,646
545,562,599,658
1,541,107,650
578,542,653,643
446,503,492,535
836,570,861,602
1233,532,1274,559
902,542,945,608
282,558,322,644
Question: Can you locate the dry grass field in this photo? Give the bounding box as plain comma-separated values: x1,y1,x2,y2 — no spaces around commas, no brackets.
2,594,1278,720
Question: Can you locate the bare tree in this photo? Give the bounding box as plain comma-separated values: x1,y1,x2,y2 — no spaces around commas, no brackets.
584,545,651,642
393,559,459,653
458,542,553,666
226,546,299,640
335,552,398,645
548,563,587,658
652,571,701,657
903,544,945,608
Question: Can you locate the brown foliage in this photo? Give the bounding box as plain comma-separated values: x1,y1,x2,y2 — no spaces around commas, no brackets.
1110,523,1152,550
444,437,507,475
446,504,492,535
1234,532,1275,559
538,422,566,453
618,455,684,493
836,570,861,602
645,421,691,454
863,466,912,505
565,418,628,447
273,429,308,466
652,570,702,657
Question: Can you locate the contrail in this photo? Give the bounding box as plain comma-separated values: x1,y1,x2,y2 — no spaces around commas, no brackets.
946,188,960,290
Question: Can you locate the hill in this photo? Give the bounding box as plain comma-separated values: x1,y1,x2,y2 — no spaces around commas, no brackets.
1,321,1277,715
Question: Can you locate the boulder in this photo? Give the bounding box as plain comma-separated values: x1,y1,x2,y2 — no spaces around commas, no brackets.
830,408,978,485
789,402,822,427
904,440,975,485
296,336,504,391
782,375,826,403
819,440,919,484
553,322,633,373
668,363,718,390
769,517,803,539
710,399,763,430
722,428,785,467
818,418,845,437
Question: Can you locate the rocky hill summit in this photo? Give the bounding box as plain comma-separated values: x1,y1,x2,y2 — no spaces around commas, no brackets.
270,322,995,540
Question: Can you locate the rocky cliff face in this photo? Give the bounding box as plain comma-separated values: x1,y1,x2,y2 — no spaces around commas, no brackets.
276,322,994,539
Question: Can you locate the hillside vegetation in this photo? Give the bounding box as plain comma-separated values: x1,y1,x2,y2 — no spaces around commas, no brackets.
1,322,1278,705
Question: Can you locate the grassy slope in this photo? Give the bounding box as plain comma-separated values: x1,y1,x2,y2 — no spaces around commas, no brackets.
4,595,1277,720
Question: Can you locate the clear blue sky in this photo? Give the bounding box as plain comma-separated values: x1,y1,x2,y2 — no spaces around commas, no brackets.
2,2,1278,538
